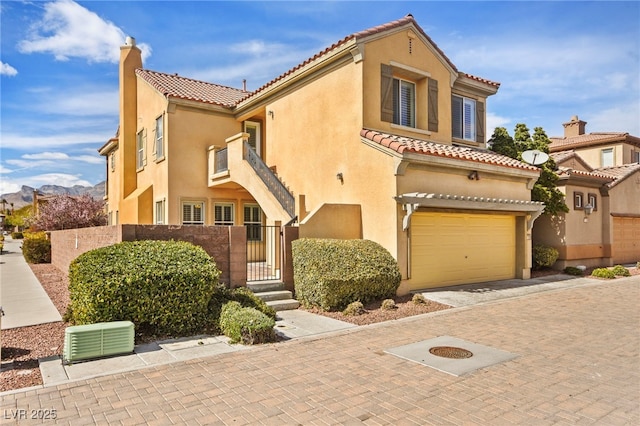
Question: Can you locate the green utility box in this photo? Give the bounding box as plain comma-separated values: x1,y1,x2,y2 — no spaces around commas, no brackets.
63,321,135,364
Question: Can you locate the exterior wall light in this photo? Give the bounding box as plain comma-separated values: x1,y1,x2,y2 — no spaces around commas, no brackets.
336,172,344,184
583,203,593,222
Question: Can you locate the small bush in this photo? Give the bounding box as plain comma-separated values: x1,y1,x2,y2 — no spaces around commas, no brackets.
611,265,630,277
342,301,365,316
219,301,276,344
412,293,427,305
22,237,51,263
293,238,401,311
532,245,559,269
591,268,615,279
11,231,23,239
380,299,397,311
207,286,276,332
68,240,221,337
563,266,583,276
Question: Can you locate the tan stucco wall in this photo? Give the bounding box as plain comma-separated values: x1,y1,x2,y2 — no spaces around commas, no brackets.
299,204,363,239
574,143,627,168
609,173,640,215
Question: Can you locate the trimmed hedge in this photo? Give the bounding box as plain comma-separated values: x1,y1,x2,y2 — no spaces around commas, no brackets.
532,244,559,269
292,238,401,311
208,286,276,332
219,301,276,344
68,240,221,336
22,237,51,263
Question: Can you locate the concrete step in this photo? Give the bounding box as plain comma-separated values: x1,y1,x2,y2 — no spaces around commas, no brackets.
254,290,293,302
246,280,285,293
266,299,300,311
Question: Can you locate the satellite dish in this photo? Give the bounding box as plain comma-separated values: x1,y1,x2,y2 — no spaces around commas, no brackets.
521,149,549,165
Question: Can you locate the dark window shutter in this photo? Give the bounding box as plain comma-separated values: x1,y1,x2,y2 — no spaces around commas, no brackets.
476,101,485,143
451,95,462,139
428,78,438,132
380,64,394,122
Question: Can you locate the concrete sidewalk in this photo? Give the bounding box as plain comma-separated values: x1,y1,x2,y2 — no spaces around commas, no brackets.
0,237,61,329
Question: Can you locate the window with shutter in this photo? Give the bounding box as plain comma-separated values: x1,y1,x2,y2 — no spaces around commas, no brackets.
244,204,262,241
155,200,165,224
136,129,145,169
214,203,234,226
155,115,164,159
182,202,204,225
428,78,438,132
244,121,261,155
380,64,394,122
452,95,477,142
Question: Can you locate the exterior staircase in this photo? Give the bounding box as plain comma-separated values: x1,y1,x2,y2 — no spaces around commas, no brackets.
247,280,300,311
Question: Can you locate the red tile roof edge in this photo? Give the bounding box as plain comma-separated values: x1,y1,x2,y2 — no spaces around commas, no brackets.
136,69,248,107
360,128,539,172
239,14,498,104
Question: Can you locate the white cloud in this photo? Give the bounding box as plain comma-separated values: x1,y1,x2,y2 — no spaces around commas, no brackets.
486,111,511,136
584,103,640,135
18,0,151,63
0,61,18,76
33,88,119,116
22,152,70,160
1,132,109,149
0,165,13,174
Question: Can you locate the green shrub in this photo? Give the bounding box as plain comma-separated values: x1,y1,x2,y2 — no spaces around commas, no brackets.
292,238,401,311
563,266,583,276
412,293,427,305
532,245,559,269
611,265,630,277
380,299,397,310
591,268,615,279
342,301,365,316
11,231,23,239
68,240,221,337
22,237,51,263
219,301,276,344
207,286,276,332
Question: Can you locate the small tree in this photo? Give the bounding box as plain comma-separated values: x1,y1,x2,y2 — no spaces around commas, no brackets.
32,194,107,231
489,124,568,216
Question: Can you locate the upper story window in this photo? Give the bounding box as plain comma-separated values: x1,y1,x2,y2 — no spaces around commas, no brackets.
452,95,476,142
574,192,584,210
601,148,614,167
392,78,416,128
214,203,234,226
155,115,164,160
136,129,146,170
110,152,116,172
182,201,204,225
244,121,261,155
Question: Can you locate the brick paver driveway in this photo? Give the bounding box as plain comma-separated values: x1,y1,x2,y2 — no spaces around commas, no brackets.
3,277,638,425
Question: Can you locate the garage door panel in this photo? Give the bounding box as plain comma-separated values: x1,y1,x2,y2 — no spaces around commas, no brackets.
410,212,515,290
613,217,640,264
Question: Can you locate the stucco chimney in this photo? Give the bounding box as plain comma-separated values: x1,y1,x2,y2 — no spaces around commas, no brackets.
562,115,587,138
119,36,143,197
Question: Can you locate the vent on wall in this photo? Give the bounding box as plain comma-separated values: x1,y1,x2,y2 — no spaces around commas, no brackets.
63,321,135,364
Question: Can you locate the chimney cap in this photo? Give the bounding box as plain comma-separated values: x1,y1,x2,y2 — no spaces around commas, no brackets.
125,36,136,47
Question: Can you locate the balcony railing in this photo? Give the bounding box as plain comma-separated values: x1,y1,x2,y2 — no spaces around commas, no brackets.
215,147,228,172
243,141,295,218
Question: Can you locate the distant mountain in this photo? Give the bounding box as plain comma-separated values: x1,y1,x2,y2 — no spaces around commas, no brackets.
0,182,105,210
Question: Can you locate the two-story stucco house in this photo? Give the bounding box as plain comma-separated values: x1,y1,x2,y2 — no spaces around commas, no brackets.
533,116,640,267
100,15,544,294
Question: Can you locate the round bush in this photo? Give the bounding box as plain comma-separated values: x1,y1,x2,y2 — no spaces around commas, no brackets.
68,240,221,336
22,237,51,263
533,244,559,269
591,268,615,279
342,301,365,316
611,265,630,276
219,301,276,344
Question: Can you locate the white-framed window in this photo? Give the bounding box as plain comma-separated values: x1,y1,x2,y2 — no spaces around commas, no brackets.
452,95,476,142
136,129,146,169
214,203,234,226
574,192,583,210
110,152,116,172
155,200,165,224
244,121,261,155
182,201,204,225
601,148,614,167
392,78,416,128
155,115,164,159
244,204,262,241
587,193,598,212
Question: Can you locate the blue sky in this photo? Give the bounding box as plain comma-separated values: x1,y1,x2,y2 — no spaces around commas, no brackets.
1,0,639,195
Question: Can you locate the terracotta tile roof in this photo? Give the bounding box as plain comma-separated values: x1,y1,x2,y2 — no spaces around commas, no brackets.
240,14,498,103
549,132,640,151
596,163,640,188
360,128,539,172
550,150,577,164
556,167,613,181
136,69,248,108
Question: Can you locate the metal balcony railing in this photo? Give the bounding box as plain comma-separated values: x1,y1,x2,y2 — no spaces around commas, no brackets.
215,148,228,173
243,141,295,218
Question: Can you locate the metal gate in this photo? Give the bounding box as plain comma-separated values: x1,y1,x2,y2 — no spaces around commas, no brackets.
246,225,281,282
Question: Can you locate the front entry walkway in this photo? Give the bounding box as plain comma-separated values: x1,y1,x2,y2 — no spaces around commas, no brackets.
0,238,61,329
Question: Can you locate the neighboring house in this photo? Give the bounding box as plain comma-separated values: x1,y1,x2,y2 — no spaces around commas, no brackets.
533,116,640,267
100,15,544,294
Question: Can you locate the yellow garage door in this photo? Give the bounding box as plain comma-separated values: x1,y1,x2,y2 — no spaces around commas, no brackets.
612,217,640,264
410,212,516,290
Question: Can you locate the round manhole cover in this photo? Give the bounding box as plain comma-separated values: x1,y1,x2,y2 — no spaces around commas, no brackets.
429,346,473,359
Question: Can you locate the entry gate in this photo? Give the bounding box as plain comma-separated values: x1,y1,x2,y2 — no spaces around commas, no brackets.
246,225,281,282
